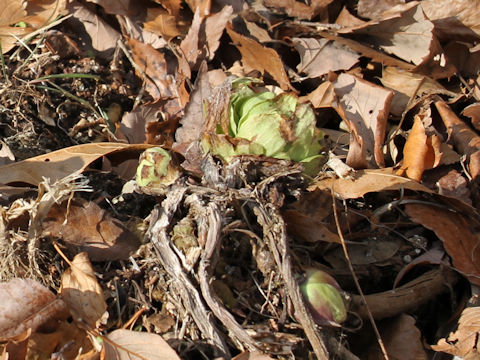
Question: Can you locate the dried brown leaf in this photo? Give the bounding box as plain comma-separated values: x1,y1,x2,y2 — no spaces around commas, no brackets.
0,279,67,339
42,198,140,261
263,0,314,20
367,314,428,360
180,7,203,67
226,26,292,90
104,329,181,359
436,101,480,179
405,204,480,286
333,73,393,168
60,252,107,329
144,8,182,40
309,167,432,199
300,81,335,109
463,103,480,132
422,0,480,38
432,307,480,358
398,115,442,181
293,38,359,78
204,5,233,60
67,1,120,54
357,0,406,20
0,143,152,186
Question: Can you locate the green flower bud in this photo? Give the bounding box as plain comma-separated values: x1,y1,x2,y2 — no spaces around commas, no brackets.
136,147,181,194
300,269,347,326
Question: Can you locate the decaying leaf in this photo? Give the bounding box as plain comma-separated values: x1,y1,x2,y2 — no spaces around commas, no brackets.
104,329,181,360
334,73,393,168
0,143,152,186
432,307,480,358
293,38,359,78
60,252,108,329
0,278,67,339
42,198,141,261
405,203,480,286
397,114,442,181
226,26,292,90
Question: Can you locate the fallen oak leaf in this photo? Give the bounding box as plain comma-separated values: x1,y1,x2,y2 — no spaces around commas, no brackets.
432,307,480,358
42,198,141,261
60,252,108,329
226,25,292,91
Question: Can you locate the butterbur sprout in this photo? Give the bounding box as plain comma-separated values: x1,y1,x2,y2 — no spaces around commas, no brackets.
202,78,325,176
300,268,347,326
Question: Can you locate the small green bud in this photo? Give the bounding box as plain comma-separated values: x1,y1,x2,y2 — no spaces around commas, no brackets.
136,147,181,194
300,269,347,326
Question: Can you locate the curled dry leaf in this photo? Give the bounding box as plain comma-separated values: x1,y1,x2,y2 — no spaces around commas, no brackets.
293,38,359,78
0,278,67,339
333,73,393,168
432,306,480,358
405,203,480,286
42,198,141,261
436,101,480,180
397,114,442,182
60,252,107,329
0,142,152,186
104,329,181,360
226,26,292,90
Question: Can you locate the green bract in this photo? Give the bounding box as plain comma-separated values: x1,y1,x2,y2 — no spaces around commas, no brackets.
300,269,347,326
202,78,325,175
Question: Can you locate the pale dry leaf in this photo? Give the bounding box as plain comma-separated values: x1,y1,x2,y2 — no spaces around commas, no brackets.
398,115,442,181
354,3,435,65
42,198,141,261
333,73,393,168
0,142,152,186
405,204,480,286
335,6,366,28
204,5,233,60
432,307,480,358
293,38,359,78
300,81,335,109
436,101,480,179
422,0,480,38
0,0,67,53
67,0,121,54
185,0,210,16
244,20,271,42
309,167,433,199
380,67,447,116
263,0,314,20
117,102,164,144
104,329,181,360
143,7,182,40
180,7,202,67
0,278,67,339
357,0,406,20
60,252,107,329
437,170,472,205
0,141,15,166
226,26,291,90
463,103,480,132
